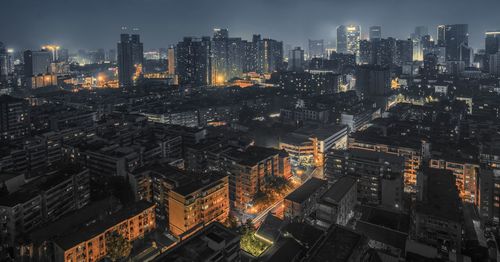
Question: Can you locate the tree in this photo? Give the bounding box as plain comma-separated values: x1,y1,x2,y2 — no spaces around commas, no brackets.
106,232,132,262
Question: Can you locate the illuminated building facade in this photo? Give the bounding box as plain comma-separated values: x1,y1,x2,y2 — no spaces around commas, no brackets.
337,25,360,59
348,135,421,191
53,201,155,262
429,158,479,203
129,163,229,238
168,174,229,238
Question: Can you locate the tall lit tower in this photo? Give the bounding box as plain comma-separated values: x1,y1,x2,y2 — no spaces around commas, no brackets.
336,25,361,58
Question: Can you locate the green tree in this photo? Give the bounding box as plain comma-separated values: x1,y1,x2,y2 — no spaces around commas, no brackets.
106,232,132,262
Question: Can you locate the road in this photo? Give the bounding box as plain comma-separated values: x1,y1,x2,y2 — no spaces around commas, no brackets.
252,199,283,226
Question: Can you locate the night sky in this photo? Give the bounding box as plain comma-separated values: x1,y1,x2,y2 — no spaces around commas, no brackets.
2,0,499,51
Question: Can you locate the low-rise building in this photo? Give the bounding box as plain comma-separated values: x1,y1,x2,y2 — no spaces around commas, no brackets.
53,201,156,262
415,168,462,255
315,176,357,228
0,165,90,247
284,177,328,221
153,222,240,262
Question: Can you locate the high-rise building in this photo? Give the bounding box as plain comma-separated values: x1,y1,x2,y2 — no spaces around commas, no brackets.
355,64,391,98
211,28,229,84
337,25,348,54
107,49,117,63
167,46,175,75
117,33,144,87
369,26,382,41
253,35,283,74
411,26,428,61
371,37,396,68
337,25,361,59
484,30,500,72
359,40,372,64
0,95,29,141
176,37,211,86
444,24,469,64
0,42,9,80
437,25,446,47
395,39,413,66
288,47,304,71
308,39,325,58
23,50,52,77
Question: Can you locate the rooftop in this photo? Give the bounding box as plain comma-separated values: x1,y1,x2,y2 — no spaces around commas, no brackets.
285,177,327,204
416,168,462,222
306,226,365,262
320,176,356,204
154,222,239,262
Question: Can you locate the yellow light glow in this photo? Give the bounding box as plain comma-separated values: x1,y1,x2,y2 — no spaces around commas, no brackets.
216,75,225,84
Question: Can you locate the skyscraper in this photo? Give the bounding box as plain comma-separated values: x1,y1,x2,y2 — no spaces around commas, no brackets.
308,39,325,58
485,31,500,55
395,39,413,66
484,31,500,72
337,25,361,58
23,50,52,77
288,47,304,71
369,26,382,41
211,28,229,84
167,46,175,75
176,37,211,86
411,26,428,61
0,42,8,80
444,24,469,64
117,34,143,87
254,35,283,74
437,25,446,47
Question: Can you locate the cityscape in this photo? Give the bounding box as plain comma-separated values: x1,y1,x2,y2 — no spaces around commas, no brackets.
1,0,500,261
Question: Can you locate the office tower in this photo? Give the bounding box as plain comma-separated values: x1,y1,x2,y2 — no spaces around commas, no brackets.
411,26,428,61
444,24,469,64
337,25,348,54
288,47,305,71
485,31,500,54
167,46,175,75
176,37,211,86
0,95,29,141
117,33,144,87
489,52,500,75
395,39,413,66
484,31,500,72
338,25,361,58
355,65,391,98
23,50,52,77
308,39,325,58
0,42,7,80
369,26,382,41
437,25,446,47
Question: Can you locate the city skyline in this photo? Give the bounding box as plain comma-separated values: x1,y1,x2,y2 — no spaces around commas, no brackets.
1,0,500,51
